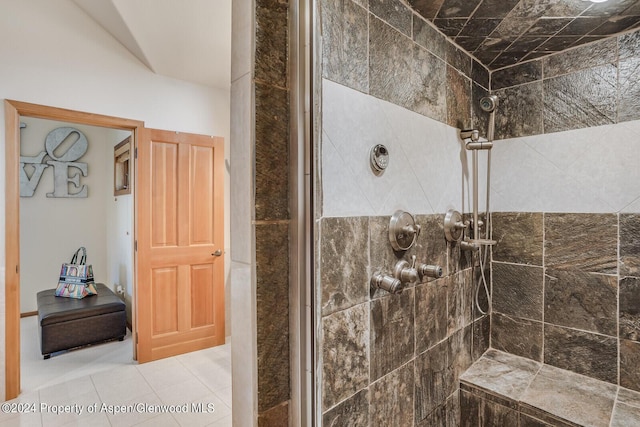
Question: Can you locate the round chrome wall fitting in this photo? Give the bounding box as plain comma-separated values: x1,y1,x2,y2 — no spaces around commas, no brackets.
370,144,389,175
389,210,421,251
444,209,466,242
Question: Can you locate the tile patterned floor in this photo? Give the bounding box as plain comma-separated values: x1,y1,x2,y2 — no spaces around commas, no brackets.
2,317,232,426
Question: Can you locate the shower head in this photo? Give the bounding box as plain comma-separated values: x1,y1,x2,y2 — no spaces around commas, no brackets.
479,95,498,113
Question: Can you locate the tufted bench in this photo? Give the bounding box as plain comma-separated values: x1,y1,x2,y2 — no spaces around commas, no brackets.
37,283,127,359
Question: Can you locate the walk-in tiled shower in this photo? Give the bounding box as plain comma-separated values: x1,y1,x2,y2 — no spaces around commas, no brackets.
317,0,640,425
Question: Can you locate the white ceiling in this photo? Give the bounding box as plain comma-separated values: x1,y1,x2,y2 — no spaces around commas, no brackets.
72,0,232,90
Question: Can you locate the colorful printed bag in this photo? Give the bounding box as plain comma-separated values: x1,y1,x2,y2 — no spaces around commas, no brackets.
55,247,98,299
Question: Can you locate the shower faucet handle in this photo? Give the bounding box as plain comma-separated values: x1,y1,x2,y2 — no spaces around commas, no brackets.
394,256,420,285
371,273,404,294
417,262,443,279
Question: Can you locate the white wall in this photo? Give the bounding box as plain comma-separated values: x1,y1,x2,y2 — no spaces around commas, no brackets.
490,119,640,213
0,0,230,401
322,79,488,218
323,79,640,218
19,118,126,314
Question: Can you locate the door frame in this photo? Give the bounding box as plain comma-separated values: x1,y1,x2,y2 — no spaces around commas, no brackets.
4,99,144,400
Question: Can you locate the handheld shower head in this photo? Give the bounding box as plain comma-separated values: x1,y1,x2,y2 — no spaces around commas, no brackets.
479,95,498,113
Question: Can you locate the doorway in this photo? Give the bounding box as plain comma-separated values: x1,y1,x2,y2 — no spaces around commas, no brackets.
18,116,135,392
6,100,227,399
4,100,144,399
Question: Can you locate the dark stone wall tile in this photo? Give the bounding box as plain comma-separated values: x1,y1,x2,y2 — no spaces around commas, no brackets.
545,269,618,336
480,399,519,426
411,44,448,120
446,390,461,427
493,18,536,40
621,214,640,277
491,313,543,361
255,0,288,88
370,363,414,426
370,290,415,380
448,325,473,396
460,390,480,427
542,38,617,79
369,17,412,110
322,303,369,410
416,214,449,280
446,65,473,130
493,263,544,321
544,324,617,384
472,60,490,90
413,17,447,59
258,402,289,427
320,0,369,92
472,316,490,360
446,43,472,77
417,394,461,427
322,389,369,427
447,270,474,335
592,16,639,36
473,0,520,19
621,339,640,392
369,0,412,36
456,36,485,53
370,17,447,121
619,29,640,60
416,403,446,427
619,56,640,123
544,213,618,274
620,276,640,342
407,0,445,20
458,18,501,38
491,60,542,90
256,224,290,413
437,0,482,19
494,81,543,139
492,212,543,265
255,82,290,221
415,339,452,421
543,64,617,133
320,217,369,316
415,280,448,354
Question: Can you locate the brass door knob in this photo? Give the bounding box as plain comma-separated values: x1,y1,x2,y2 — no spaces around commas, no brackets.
212,249,222,257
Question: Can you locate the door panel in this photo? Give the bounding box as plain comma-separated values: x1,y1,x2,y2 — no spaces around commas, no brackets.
151,267,179,335
191,264,215,327
190,145,215,245
137,128,225,363
151,142,179,247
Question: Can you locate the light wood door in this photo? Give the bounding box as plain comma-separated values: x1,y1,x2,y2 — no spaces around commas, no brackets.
137,128,225,363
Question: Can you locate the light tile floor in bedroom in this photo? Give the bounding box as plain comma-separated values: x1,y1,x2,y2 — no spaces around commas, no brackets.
1,316,232,426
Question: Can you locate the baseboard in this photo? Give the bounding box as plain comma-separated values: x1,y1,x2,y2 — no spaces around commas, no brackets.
21,311,38,318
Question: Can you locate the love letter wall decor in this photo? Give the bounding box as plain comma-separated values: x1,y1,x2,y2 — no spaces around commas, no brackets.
20,127,89,198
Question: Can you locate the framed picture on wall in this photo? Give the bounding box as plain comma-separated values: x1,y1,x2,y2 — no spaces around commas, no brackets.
114,136,131,196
